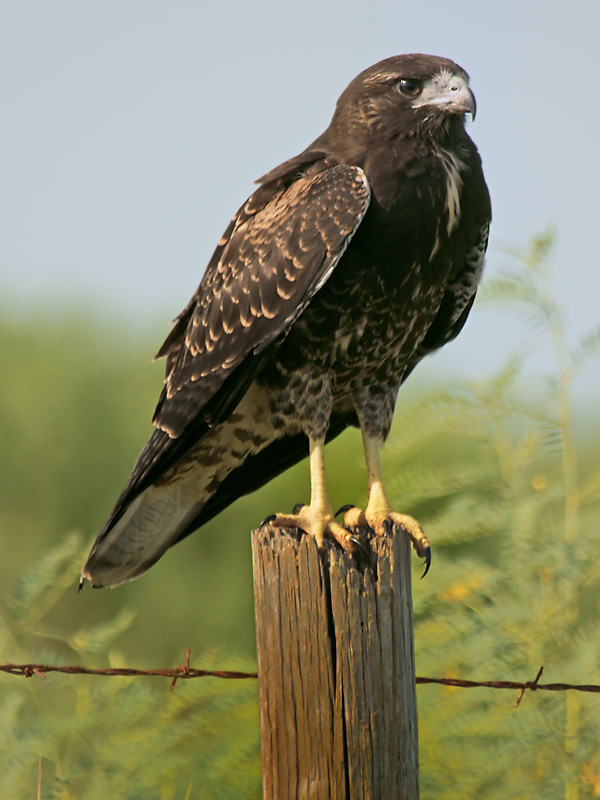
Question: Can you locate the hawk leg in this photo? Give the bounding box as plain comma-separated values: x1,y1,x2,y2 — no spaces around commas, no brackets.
265,437,357,552
344,433,431,573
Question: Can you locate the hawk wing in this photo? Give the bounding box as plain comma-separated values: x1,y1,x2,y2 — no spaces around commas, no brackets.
154,160,371,436
413,221,490,358
87,158,371,550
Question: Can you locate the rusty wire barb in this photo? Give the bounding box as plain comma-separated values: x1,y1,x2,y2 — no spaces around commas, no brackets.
2,657,600,706
1,648,257,689
414,665,588,707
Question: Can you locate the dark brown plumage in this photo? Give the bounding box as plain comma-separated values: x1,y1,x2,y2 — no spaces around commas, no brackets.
82,54,491,588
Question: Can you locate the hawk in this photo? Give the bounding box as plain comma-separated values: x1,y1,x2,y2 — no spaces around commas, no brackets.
81,54,491,588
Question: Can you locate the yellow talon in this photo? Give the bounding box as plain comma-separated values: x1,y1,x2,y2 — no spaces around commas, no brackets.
265,436,357,552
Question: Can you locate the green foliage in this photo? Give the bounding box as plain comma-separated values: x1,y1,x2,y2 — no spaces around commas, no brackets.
1,540,260,799
2,666,260,800
385,231,600,798
1,233,599,797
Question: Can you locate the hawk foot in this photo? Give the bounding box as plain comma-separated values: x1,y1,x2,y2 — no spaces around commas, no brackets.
342,506,431,576
263,503,359,553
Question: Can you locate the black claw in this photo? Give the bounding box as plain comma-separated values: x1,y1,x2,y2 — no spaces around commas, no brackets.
335,504,355,517
260,514,277,527
420,547,432,579
349,536,369,555
78,578,86,595
292,502,306,515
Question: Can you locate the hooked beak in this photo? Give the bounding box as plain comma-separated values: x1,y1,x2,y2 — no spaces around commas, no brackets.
454,86,476,119
413,74,477,120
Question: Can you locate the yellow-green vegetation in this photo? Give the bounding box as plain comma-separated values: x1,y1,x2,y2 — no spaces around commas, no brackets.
1,235,599,798
390,234,600,798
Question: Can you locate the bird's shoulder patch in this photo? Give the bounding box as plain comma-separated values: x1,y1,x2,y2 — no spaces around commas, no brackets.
152,161,371,435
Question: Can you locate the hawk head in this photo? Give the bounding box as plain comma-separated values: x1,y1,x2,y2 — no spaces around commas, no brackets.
315,54,477,154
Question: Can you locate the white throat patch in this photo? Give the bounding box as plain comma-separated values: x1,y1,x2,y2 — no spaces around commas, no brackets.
438,146,466,235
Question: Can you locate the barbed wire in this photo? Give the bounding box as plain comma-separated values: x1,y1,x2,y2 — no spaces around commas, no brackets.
0,650,255,691
2,655,599,706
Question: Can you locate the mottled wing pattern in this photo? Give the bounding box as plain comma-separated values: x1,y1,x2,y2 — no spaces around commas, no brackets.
415,221,490,357
84,163,371,555
153,164,371,437
445,221,489,327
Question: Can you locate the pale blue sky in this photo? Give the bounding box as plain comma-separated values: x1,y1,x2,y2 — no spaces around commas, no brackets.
2,0,599,379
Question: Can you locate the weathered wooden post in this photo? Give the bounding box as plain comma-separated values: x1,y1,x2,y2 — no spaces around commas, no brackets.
252,526,419,799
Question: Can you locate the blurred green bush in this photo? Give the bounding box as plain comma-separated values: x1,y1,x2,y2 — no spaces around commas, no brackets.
1,235,600,798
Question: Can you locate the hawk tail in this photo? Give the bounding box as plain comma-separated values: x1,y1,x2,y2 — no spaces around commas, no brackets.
81,394,353,589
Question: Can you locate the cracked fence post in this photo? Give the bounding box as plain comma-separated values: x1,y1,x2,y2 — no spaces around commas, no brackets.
251,526,419,799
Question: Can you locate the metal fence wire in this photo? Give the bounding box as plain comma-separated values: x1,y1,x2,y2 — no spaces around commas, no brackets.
3,656,599,707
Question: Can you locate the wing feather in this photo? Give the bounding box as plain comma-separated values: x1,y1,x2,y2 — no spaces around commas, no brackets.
88,160,371,547
153,162,371,436
416,221,490,355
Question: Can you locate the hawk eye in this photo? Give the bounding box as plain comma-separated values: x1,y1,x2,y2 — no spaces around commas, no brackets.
397,78,423,98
